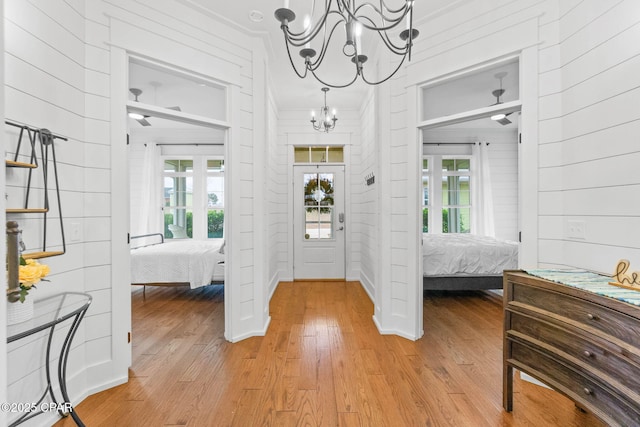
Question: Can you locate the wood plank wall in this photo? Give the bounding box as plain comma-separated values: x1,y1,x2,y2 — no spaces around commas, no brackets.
4,1,108,420
538,0,640,272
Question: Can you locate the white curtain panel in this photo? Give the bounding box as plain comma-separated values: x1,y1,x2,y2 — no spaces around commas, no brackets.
138,143,161,236
472,142,496,237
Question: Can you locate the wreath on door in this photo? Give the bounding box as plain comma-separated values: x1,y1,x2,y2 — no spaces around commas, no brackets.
305,176,334,206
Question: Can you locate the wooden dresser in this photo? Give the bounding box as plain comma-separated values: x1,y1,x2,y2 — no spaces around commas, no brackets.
503,270,640,426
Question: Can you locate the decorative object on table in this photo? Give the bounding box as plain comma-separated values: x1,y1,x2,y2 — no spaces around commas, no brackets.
609,259,640,291
274,0,418,87
6,221,50,325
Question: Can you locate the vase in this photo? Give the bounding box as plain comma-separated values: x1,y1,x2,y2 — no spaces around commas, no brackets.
7,298,34,325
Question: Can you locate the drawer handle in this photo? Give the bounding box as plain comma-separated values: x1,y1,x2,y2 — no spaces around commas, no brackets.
587,313,598,321
583,350,592,358
583,387,593,395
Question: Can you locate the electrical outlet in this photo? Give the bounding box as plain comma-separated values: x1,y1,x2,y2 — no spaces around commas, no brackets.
567,220,586,240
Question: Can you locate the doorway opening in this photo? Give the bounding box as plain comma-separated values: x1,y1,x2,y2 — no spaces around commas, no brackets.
126,56,230,344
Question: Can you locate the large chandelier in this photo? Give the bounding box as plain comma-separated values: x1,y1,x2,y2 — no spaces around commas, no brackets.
311,87,337,132
274,0,418,88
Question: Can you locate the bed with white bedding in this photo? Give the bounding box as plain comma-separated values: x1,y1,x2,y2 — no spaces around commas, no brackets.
422,233,518,291
131,234,225,289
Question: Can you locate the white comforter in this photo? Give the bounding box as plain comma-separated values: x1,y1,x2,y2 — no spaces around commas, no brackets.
423,234,518,276
131,239,225,288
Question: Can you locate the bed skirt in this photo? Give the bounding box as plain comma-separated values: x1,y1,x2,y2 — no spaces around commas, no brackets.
423,275,503,291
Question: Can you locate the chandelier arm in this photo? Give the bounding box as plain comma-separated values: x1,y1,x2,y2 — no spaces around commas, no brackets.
342,1,412,32
303,6,337,45
353,10,410,32
310,68,360,88
304,20,346,71
353,2,406,23
373,0,411,14
360,52,407,86
379,36,408,56
288,2,338,46
282,32,311,79
356,15,408,55
379,30,412,55
285,0,328,37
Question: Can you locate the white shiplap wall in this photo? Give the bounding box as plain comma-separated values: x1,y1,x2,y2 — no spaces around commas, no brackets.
390,0,639,314
3,0,101,423
3,0,270,419
538,0,640,273
266,86,288,292
101,0,269,342
378,0,547,338
353,88,378,296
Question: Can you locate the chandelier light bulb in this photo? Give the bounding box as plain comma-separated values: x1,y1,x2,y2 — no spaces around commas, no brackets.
304,15,312,49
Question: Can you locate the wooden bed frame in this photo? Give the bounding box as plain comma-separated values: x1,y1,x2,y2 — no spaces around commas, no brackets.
423,275,504,291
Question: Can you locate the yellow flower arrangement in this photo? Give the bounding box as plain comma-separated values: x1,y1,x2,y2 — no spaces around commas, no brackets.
9,258,50,303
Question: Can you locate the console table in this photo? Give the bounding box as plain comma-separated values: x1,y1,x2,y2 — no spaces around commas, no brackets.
503,270,640,426
7,292,91,427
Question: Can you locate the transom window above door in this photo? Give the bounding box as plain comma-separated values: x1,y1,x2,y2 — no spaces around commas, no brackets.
294,146,344,163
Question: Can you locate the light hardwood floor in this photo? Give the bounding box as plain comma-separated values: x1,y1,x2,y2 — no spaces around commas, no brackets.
55,281,605,426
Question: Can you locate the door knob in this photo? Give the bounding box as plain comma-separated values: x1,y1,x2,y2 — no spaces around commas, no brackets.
338,226,344,231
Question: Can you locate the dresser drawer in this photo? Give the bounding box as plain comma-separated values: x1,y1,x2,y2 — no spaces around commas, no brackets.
509,312,640,398
509,339,640,427
510,282,640,349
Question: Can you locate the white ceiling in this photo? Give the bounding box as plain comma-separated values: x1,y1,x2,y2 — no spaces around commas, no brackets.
181,0,470,111
129,1,518,139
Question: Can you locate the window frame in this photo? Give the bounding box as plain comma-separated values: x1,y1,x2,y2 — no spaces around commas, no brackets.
161,155,224,240
205,158,225,239
423,154,473,234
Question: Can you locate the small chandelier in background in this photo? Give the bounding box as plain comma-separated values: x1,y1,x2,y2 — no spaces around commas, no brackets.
275,0,418,88
311,87,337,133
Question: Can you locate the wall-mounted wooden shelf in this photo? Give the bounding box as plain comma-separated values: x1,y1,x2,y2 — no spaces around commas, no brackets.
22,251,65,260
6,159,37,168
6,208,49,214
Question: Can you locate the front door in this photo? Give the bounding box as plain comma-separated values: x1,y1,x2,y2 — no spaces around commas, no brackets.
293,165,345,279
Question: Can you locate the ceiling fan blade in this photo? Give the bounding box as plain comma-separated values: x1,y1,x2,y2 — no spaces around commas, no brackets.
137,117,151,126
497,116,512,126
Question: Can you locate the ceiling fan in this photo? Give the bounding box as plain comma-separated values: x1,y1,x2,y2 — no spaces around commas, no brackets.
490,72,513,126
128,87,182,126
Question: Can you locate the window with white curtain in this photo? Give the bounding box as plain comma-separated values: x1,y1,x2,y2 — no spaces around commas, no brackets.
162,156,224,240
206,159,225,238
422,155,472,234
